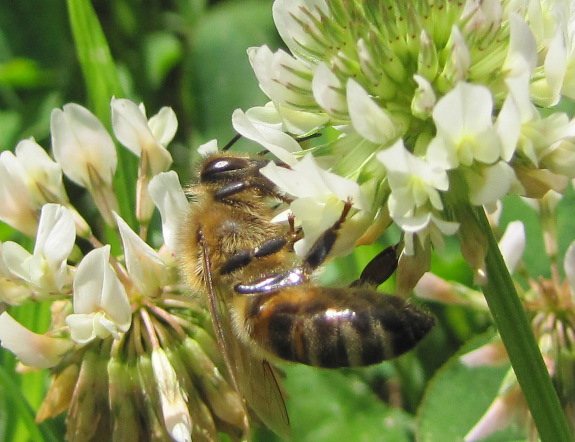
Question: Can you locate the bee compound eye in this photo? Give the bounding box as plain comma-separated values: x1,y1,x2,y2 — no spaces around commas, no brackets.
200,157,251,182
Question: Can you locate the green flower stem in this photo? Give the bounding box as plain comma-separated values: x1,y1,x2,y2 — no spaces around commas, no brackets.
66,0,138,237
473,205,572,441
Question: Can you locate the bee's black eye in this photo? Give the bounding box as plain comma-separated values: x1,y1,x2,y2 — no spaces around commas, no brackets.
200,157,250,182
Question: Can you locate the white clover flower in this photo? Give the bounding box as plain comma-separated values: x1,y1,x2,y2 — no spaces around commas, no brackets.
51,103,119,225
427,82,502,169
0,98,250,440
12,139,69,204
148,171,189,253
0,150,40,236
2,204,75,296
0,312,74,368
151,348,193,442
111,98,177,223
347,79,406,145
261,153,369,256
114,212,168,297
231,108,301,166
111,98,175,175
51,103,117,188
377,140,449,219
66,245,131,344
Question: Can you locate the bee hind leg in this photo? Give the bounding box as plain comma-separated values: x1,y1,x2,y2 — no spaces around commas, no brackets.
349,244,399,288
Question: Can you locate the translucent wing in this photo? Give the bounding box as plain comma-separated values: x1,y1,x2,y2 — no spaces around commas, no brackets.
199,233,290,440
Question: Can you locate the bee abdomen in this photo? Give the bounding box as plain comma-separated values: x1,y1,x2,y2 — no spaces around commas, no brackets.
235,287,434,368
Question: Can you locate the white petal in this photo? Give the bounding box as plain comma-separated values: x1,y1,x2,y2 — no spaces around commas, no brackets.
152,349,193,442
1,241,33,282
466,162,515,205
247,46,315,109
272,0,329,58
114,212,167,296
0,152,37,235
51,104,117,187
538,29,568,106
394,212,432,233
231,108,299,166
197,139,219,156
65,313,98,344
148,107,178,146
0,312,73,368
377,139,411,175
498,221,525,273
495,94,521,162
411,74,436,118
261,154,367,209
446,26,471,82
504,13,537,77
73,246,111,313
73,245,131,330
33,204,75,267
14,138,68,204
432,215,460,235
434,82,494,138
275,104,329,136
148,171,189,252
347,79,400,145
312,63,347,116
111,98,156,156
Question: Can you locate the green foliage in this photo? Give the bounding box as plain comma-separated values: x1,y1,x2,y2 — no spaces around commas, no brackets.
419,332,522,441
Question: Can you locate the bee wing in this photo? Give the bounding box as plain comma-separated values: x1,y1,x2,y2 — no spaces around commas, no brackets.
199,236,290,440
235,340,291,440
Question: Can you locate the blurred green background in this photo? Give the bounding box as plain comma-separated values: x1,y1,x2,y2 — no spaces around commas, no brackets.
1,1,574,441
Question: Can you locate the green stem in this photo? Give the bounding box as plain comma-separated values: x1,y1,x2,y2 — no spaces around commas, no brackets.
473,206,572,441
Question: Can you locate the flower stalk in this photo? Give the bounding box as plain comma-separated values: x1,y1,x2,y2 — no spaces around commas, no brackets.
471,204,572,441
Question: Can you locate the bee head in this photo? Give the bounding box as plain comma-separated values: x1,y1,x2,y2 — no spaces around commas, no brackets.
199,154,269,184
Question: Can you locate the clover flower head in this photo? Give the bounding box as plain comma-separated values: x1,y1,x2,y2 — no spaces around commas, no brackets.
234,0,575,283
0,100,250,441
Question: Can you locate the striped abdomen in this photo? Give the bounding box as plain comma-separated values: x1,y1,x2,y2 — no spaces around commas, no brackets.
233,286,434,368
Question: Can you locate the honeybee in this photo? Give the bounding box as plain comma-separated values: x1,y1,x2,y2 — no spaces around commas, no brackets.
178,151,434,439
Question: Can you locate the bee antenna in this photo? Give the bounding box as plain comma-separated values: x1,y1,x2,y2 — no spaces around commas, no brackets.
295,132,321,142
222,133,243,151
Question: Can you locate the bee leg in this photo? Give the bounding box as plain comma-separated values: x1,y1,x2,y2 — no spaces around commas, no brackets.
214,179,260,200
301,200,352,271
235,202,353,295
220,224,302,276
349,244,399,288
214,179,292,204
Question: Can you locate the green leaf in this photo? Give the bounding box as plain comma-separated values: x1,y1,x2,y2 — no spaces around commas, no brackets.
274,366,414,442
418,332,522,441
